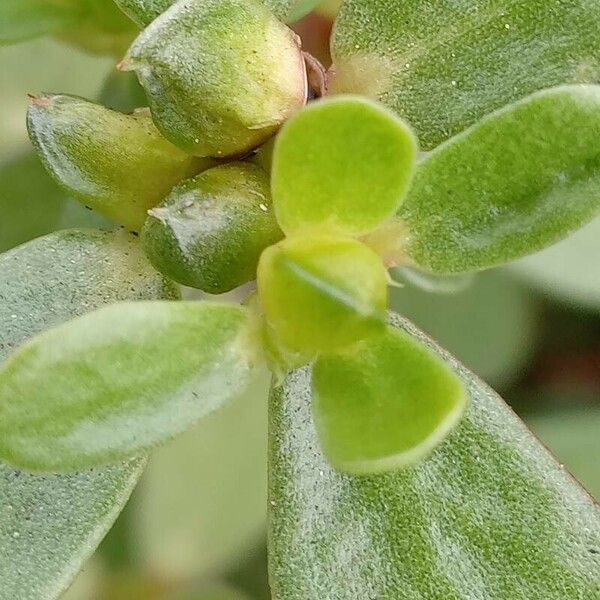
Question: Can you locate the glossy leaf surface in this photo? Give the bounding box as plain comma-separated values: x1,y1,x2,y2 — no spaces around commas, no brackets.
122,0,307,157
269,313,600,598
331,0,600,150
115,0,320,26
0,228,176,599
273,96,416,237
27,94,196,231
312,325,466,473
143,163,282,294
0,301,261,471
399,86,600,273
258,234,387,355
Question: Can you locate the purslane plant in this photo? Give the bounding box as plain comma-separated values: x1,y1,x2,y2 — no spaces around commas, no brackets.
1,0,600,598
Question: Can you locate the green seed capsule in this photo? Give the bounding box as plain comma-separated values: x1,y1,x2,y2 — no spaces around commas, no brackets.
27,94,204,232
142,163,283,293
257,235,388,355
120,0,307,157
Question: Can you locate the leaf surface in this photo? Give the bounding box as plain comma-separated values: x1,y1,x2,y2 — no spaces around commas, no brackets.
0,228,176,599
0,301,261,471
398,86,600,273
331,0,600,150
269,313,600,599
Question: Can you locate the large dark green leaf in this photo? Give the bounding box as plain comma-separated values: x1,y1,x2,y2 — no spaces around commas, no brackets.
0,228,177,599
330,0,600,150
269,313,600,598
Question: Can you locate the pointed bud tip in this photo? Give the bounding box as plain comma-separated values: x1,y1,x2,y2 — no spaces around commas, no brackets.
27,94,52,108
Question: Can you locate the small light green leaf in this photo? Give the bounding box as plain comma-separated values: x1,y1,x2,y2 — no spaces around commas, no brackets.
331,0,600,150
272,96,416,237
142,163,282,294
115,0,319,26
27,94,197,231
510,216,600,310
121,0,307,157
269,313,600,599
312,325,467,474
0,228,176,599
257,234,388,355
0,458,144,600
0,0,78,46
398,86,600,273
0,301,262,471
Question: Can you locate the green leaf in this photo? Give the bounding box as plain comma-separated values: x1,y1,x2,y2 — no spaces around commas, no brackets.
121,0,307,157
398,86,600,273
133,372,270,579
331,0,600,150
312,325,467,474
115,0,320,26
0,228,176,599
0,0,78,46
99,70,147,113
390,270,538,387
272,96,416,237
0,301,262,471
142,163,282,294
0,459,144,600
511,216,600,310
27,94,197,231
269,313,600,598
257,234,388,355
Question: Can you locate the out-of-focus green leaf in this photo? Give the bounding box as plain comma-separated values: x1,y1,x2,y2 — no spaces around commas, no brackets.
134,372,270,579
0,300,262,471
0,0,78,46
143,163,281,294
391,270,538,387
0,152,112,253
312,325,467,474
27,94,198,231
0,40,113,161
272,96,416,237
510,216,600,310
0,228,177,600
269,313,600,599
331,0,600,150
115,0,320,26
257,234,387,355
99,70,147,113
527,408,600,502
398,86,600,273
121,0,307,157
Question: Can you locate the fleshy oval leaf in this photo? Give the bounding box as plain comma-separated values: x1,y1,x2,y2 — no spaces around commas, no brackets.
115,0,320,26
142,163,282,294
269,313,600,599
331,0,600,150
272,96,417,237
398,85,600,273
121,0,307,157
257,234,388,356
312,325,467,474
0,228,177,599
0,301,262,471
27,94,200,232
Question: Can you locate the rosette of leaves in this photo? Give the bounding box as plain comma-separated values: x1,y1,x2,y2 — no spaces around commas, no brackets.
2,0,600,598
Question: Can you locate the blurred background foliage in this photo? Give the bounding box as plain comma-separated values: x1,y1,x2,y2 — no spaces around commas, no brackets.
1,5,598,599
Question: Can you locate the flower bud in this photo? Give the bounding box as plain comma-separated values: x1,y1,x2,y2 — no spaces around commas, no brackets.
257,234,388,355
120,0,308,157
142,163,283,293
27,94,205,231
